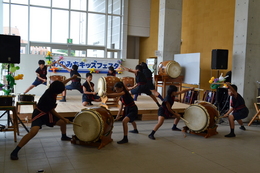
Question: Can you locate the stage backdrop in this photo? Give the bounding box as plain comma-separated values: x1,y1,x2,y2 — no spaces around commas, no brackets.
15,54,138,96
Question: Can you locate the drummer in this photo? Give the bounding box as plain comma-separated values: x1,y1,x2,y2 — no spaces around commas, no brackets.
107,66,116,76
140,62,164,101
222,83,249,137
24,60,57,94
106,81,139,144
56,60,83,102
148,85,194,140
82,73,101,106
10,75,78,160
121,64,161,107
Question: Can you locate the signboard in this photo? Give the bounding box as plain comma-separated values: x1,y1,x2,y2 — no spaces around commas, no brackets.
49,57,121,74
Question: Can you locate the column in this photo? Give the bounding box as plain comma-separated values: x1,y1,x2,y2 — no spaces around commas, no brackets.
233,0,260,120
157,0,182,63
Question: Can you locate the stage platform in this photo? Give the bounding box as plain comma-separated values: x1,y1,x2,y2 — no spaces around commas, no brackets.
15,95,190,121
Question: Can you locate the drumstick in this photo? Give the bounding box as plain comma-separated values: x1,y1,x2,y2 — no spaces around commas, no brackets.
69,122,82,127
180,117,189,124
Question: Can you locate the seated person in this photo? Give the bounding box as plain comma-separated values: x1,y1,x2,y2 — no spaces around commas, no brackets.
82,73,101,106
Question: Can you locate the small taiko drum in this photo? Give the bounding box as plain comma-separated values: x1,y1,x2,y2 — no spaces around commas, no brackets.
49,75,66,84
0,95,15,106
97,76,121,97
158,60,181,78
183,102,219,133
73,107,114,142
121,76,135,87
18,94,35,102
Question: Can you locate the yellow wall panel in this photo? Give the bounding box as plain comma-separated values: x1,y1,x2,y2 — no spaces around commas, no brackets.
139,0,235,91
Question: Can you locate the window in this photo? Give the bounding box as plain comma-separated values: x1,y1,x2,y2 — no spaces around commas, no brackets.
1,0,124,58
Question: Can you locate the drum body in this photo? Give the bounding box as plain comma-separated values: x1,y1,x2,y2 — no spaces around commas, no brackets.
18,94,35,102
73,107,114,142
121,77,135,87
49,75,66,84
0,95,15,106
183,102,219,133
158,60,181,78
97,76,120,97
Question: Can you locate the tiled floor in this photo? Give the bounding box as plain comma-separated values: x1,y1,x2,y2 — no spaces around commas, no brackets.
1,118,260,173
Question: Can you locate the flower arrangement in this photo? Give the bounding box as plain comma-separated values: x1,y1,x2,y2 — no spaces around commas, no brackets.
209,73,228,89
45,51,53,65
0,63,23,95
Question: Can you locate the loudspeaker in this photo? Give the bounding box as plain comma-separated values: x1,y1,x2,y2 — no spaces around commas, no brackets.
211,49,228,69
0,34,21,63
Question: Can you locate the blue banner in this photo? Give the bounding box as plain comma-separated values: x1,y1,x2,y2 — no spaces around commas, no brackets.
48,57,122,73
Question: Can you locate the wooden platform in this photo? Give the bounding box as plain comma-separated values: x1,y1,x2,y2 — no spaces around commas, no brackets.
15,95,190,121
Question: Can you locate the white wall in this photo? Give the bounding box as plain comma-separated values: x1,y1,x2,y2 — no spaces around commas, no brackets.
14,54,138,96
128,0,151,37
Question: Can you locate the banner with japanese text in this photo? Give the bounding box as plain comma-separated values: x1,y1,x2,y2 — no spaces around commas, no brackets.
49,57,123,74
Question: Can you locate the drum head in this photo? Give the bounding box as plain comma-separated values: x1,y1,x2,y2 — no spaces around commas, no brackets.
97,77,106,97
166,61,181,78
73,110,104,142
183,104,210,132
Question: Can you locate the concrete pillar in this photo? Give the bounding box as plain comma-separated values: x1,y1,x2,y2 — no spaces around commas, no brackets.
233,0,260,120
157,0,182,63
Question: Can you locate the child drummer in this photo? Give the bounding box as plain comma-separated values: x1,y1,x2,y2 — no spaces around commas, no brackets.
222,83,249,137
106,81,139,144
148,85,194,140
121,64,161,107
82,72,101,106
10,75,78,160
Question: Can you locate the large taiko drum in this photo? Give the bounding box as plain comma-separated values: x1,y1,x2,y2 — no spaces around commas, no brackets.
158,60,181,78
18,94,35,102
183,102,219,133
49,75,66,84
97,76,121,97
121,77,135,87
73,107,114,142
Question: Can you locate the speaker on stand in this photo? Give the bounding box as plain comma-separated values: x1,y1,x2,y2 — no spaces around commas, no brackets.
211,49,229,122
0,34,21,126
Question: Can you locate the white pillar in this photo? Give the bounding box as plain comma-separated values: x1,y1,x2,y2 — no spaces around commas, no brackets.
233,0,260,120
157,0,182,63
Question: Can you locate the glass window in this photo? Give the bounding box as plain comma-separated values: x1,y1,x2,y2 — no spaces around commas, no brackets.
3,4,9,34
107,51,118,59
87,49,104,58
52,49,68,56
71,0,87,11
107,15,120,49
30,0,51,7
108,0,121,14
3,0,123,58
52,0,69,9
10,5,28,42
70,11,86,44
30,46,49,55
73,50,86,57
52,9,69,43
88,0,106,13
88,13,105,46
11,0,28,5
30,7,50,42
